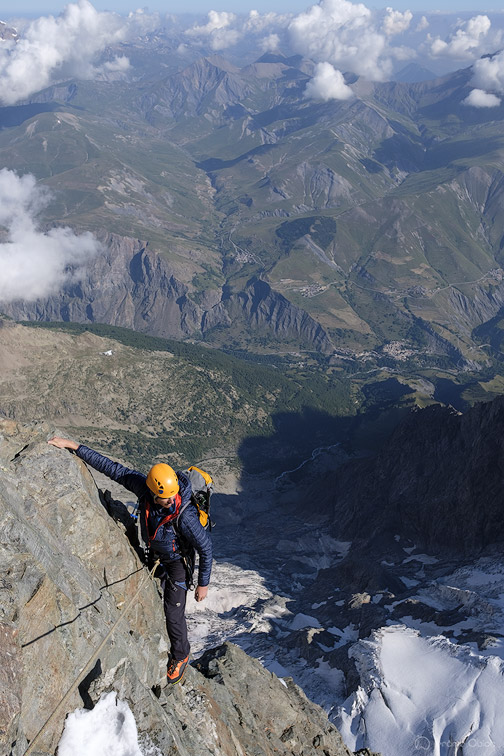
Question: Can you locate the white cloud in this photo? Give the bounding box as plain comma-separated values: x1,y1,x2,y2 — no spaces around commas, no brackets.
287,0,414,82
305,61,354,100
416,16,429,32
0,170,101,304
208,29,242,51
260,34,280,52
184,9,289,52
184,11,242,50
383,7,413,37
471,51,504,95
429,15,496,60
101,55,131,74
462,88,501,107
185,10,236,36
127,8,160,35
0,1,157,106
245,10,286,33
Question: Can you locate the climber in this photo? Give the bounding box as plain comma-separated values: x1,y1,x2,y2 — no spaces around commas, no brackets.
47,436,212,685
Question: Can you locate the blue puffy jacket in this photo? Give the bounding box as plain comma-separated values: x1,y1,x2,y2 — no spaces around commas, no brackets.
76,445,212,586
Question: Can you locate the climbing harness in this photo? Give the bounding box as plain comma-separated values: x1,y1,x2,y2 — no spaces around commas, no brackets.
23,558,160,756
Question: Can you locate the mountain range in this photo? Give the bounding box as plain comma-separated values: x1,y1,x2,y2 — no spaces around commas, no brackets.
1,45,504,386
3,25,504,756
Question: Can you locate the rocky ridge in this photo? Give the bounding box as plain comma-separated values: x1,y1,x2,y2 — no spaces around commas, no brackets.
0,418,376,756
1,234,334,354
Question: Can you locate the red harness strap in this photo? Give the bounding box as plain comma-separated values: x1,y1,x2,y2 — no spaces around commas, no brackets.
145,493,182,544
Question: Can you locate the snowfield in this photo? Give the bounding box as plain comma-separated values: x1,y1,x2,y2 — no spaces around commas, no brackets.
338,626,504,756
186,553,504,756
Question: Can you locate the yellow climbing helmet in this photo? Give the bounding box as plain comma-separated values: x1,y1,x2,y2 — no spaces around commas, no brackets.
146,463,179,498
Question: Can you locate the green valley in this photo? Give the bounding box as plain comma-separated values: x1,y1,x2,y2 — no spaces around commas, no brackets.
2,43,504,420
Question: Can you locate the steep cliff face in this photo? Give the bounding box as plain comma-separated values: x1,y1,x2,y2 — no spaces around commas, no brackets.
0,419,363,756
309,396,504,554
223,278,334,354
2,236,202,341
1,234,335,353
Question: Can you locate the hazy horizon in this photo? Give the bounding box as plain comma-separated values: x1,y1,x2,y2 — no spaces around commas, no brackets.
2,0,504,108
5,2,504,17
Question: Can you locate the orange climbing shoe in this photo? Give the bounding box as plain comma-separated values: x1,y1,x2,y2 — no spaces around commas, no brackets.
167,655,189,684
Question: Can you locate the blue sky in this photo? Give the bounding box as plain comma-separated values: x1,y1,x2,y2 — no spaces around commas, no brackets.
4,1,504,17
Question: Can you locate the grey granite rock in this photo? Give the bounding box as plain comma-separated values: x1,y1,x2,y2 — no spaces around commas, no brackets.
0,419,378,756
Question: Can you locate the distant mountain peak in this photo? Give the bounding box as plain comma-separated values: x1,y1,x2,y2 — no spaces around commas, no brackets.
393,62,437,83
203,54,240,74
257,52,304,68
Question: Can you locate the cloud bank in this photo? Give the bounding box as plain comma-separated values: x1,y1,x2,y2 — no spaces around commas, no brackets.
0,170,101,304
3,2,504,112
305,62,354,101
182,4,504,100
429,15,498,60
463,50,504,107
0,0,156,105
287,0,414,82
181,4,504,85
4,2,504,102
184,9,290,52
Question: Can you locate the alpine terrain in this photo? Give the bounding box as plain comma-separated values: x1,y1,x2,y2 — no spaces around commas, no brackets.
2,6,504,756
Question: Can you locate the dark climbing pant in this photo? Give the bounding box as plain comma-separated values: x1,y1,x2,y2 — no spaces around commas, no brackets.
161,559,190,661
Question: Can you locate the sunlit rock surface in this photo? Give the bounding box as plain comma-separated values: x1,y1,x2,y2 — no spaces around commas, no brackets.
0,419,370,756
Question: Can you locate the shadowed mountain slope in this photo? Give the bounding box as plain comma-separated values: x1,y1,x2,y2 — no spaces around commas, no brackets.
300,395,504,555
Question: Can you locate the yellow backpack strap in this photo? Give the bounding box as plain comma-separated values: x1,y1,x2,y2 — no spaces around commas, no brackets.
187,465,213,488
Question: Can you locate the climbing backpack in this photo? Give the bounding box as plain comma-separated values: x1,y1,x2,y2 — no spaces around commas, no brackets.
175,465,214,590
180,465,214,531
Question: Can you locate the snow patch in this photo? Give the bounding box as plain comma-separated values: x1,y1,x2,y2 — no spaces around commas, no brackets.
399,575,420,588
266,659,291,679
58,691,161,756
186,560,290,656
318,624,359,652
291,613,322,630
403,553,439,565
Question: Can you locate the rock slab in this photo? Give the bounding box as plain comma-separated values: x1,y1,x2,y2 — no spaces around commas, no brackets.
0,419,374,756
